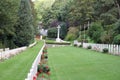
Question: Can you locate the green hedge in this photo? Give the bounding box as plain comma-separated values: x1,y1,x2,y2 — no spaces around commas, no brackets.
46,42,71,45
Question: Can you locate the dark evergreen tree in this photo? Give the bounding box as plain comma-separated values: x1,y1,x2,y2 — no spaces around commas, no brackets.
0,0,20,48
14,0,34,47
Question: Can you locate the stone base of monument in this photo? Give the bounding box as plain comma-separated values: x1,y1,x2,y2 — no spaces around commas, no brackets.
56,38,61,42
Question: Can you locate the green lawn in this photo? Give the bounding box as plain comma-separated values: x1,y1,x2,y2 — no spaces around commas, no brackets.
48,46,120,80
0,41,44,80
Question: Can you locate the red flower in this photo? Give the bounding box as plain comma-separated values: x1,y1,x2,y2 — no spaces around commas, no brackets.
36,72,39,77
33,76,36,80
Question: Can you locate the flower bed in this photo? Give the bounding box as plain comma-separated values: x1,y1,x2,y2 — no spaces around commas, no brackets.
36,45,50,80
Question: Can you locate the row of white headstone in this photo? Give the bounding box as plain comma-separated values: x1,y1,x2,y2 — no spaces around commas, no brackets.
0,47,27,60
74,41,120,55
0,41,36,60
25,42,45,80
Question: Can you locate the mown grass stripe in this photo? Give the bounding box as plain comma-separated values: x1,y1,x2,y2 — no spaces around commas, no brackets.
48,46,120,80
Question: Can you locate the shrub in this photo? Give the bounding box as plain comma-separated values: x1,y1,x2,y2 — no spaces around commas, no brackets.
73,44,77,47
37,64,43,73
37,64,50,73
77,37,82,42
113,34,120,45
65,27,79,41
114,19,120,34
44,54,48,59
88,22,103,43
46,41,71,45
82,39,88,43
103,48,108,53
65,33,77,41
42,36,47,39
87,45,92,49
43,47,47,53
43,65,50,73
0,41,2,48
78,45,82,47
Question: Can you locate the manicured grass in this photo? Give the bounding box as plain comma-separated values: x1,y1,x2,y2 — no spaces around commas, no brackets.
0,41,44,80
48,46,120,80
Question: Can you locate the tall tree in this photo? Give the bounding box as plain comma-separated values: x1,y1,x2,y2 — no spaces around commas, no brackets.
30,0,38,35
14,0,34,47
66,0,94,26
0,0,20,48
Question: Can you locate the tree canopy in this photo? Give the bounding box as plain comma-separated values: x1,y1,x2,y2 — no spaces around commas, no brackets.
1,0,120,48
0,0,37,48
40,0,120,44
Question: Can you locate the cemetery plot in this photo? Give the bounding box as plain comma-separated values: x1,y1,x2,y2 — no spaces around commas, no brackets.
48,46,120,80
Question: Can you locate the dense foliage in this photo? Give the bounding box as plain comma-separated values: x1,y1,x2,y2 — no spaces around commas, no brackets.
14,0,34,47
65,27,79,41
88,22,103,43
1,0,120,49
41,0,120,44
47,28,57,39
0,0,37,48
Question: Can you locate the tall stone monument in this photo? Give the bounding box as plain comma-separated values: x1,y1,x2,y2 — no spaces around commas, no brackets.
56,25,61,42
